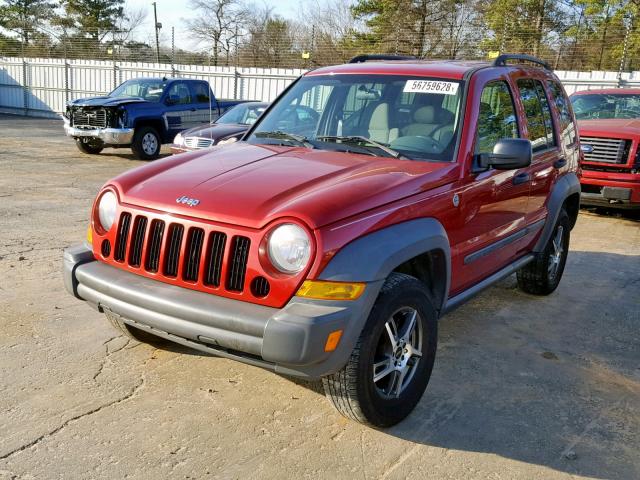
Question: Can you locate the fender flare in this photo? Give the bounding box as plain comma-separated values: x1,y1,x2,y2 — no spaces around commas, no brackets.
318,218,451,313
534,172,580,252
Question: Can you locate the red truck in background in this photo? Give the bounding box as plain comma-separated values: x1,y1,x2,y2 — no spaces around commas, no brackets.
571,89,640,209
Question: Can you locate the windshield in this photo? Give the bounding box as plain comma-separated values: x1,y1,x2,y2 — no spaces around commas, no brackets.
217,103,267,125
571,93,640,120
110,79,167,102
247,74,464,162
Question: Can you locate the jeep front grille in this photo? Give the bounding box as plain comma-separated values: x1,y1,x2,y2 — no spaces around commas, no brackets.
580,136,631,164
184,137,214,149
111,212,249,293
72,108,108,128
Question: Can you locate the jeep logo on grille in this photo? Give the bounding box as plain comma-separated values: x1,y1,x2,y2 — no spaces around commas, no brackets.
176,195,200,207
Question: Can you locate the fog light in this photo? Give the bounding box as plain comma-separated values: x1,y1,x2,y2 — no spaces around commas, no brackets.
296,280,365,300
324,330,343,352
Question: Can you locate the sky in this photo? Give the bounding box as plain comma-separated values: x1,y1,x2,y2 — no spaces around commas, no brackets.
127,0,305,51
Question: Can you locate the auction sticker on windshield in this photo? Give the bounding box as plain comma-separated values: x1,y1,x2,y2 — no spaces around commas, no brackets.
404,80,459,95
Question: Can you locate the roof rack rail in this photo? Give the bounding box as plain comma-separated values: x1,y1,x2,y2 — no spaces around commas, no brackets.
349,54,417,64
493,54,551,70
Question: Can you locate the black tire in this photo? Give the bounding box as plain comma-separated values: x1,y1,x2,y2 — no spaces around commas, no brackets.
75,138,103,154
131,126,161,160
105,310,166,345
322,273,438,427
517,208,570,295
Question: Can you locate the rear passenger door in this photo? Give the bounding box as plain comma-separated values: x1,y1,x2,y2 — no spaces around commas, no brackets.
515,78,562,221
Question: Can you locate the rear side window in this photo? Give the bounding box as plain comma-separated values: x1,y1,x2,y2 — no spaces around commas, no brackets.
191,82,210,103
547,80,577,146
475,81,519,154
517,79,556,152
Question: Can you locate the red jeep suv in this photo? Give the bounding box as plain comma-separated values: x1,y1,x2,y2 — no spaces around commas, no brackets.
571,89,640,209
64,54,580,427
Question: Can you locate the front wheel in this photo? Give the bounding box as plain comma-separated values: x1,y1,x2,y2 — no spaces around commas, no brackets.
131,126,161,160
322,273,438,427
517,208,570,295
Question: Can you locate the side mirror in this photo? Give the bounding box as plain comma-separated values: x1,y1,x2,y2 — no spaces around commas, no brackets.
475,138,532,171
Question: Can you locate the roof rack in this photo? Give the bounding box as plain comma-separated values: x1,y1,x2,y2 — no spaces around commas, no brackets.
493,54,551,70
348,54,417,64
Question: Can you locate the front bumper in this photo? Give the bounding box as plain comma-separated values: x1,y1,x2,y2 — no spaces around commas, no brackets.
63,117,134,145
170,144,193,154
580,175,640,209
63,244,379,378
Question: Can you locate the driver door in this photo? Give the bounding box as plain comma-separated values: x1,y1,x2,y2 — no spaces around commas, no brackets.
164,81,196,137
451,79,531,294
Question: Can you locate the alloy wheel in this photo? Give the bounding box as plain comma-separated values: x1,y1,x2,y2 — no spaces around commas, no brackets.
372,307,423,399
142,132,158,155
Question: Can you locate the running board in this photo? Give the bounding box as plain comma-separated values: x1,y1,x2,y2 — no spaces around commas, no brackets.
443,254,535,314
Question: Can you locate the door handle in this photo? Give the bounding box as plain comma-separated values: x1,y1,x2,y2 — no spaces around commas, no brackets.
512,172,530,185
554,157,567,169
190,108,197,112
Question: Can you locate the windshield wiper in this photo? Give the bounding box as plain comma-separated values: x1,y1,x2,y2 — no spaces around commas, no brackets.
254,130,314,148
317,135,408,159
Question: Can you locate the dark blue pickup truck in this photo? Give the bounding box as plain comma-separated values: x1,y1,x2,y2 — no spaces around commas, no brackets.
63,77,246,159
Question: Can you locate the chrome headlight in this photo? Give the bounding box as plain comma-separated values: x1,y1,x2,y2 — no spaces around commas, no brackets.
97,191,117,232
174,132,184,146
267,224,311,274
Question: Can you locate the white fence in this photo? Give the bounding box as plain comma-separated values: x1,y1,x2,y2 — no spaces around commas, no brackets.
0,57,304,118
1,57,640,118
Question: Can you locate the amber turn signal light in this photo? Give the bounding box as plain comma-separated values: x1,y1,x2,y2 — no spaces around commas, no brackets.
86,225,93,245
296,280,365,301
324,330,343,352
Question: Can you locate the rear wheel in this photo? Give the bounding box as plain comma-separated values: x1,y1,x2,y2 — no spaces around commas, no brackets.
131,126,161,160
75,138,103,154
517,208,570,295
105,310,166,345
322,273,438,427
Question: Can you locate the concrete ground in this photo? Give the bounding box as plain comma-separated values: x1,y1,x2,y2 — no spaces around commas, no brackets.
0,114,638,480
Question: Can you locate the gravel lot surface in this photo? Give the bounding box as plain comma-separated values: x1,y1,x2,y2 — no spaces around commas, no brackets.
0,114,639,480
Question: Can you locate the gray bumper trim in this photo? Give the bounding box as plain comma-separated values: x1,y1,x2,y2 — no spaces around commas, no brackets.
63,117,134,145
63,244,379,378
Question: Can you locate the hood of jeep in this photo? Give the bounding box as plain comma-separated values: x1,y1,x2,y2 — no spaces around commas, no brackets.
110,142,457,229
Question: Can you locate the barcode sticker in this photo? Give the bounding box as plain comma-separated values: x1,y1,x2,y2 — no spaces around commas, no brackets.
403,80,459,95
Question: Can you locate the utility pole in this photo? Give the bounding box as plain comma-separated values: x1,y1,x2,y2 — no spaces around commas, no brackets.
618,13,633,87
152,2,162,63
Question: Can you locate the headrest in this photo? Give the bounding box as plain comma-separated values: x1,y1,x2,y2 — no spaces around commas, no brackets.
413,105,454,124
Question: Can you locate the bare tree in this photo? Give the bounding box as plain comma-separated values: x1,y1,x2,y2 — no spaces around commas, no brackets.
187,0,246,66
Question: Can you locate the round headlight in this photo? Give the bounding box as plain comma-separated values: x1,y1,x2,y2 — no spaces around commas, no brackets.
174,132,184,146
267,224,311,274
97,191,117,232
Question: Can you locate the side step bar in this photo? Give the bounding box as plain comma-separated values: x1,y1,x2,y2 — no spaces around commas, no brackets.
443,254,535,314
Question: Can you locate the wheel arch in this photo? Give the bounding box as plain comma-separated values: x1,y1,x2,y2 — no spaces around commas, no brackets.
132,118,166,141
534,172,581,252
318,218,451,314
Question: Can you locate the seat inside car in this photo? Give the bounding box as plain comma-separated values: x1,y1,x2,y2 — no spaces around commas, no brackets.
368,102,399,144
402,105,454,138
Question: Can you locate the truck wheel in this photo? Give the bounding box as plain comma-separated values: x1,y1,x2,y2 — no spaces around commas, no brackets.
105,310,166,345
322,273,438,427
517,208,570,295
131,126,161,160
75,138,103,155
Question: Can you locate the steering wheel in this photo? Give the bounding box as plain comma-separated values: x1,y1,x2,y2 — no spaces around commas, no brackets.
416,135,446,151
